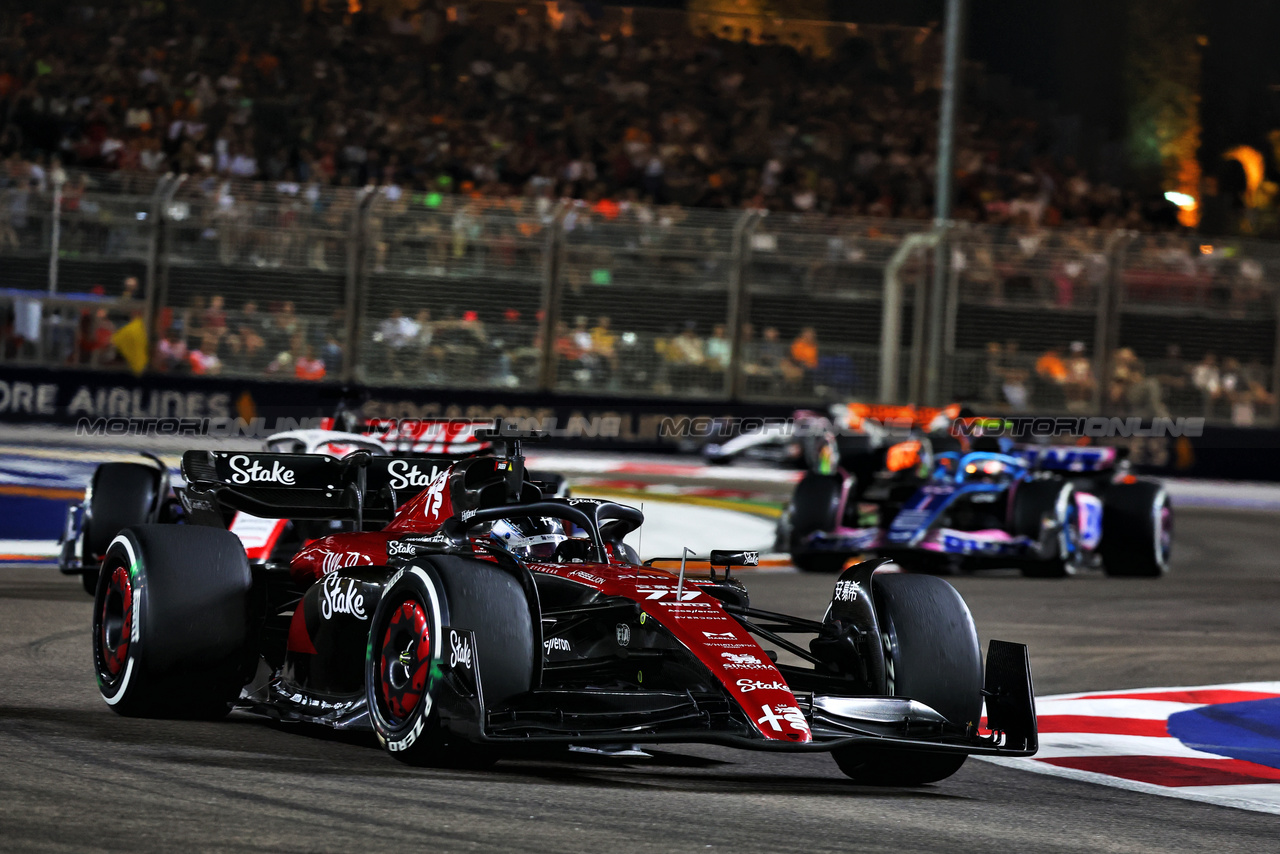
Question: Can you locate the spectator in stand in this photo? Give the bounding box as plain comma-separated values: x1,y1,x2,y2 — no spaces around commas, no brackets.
789,327,819,391
201,294,228,349
745,326,787,394
1062,341,1095,412
295,346,326,381
0,2,1181,230
554,320,589,384
155,328,189,373
590,316,618,386
1001,340,1030,410
1220,358,1248,424
375,308,420,379
1033,345,1069,409
1191,352,1221,417
667,322,706,392
705,323,731,376
1112,348,1168,418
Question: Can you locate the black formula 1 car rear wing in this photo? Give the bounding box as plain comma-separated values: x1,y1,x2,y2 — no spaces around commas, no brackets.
180,450,454,526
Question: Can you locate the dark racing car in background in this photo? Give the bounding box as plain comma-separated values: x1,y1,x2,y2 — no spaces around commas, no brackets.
91,431,1038,785
59,418,567,594
779,435,1172,578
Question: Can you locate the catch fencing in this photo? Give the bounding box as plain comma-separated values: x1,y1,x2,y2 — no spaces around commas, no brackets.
1,172,1277,426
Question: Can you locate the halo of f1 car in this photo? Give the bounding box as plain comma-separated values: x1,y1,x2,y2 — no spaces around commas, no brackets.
89,427,1038,784
59,417,567,594
777,414,1173,578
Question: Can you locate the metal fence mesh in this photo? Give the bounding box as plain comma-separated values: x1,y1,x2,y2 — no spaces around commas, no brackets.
554,204,739,398
945,226,1113,413
2,174,1279,426
1116,234,1279,425
357,193,551,390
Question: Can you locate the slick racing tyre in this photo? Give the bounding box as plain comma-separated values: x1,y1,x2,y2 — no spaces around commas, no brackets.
833,574,982,785
93,525,251,718
1012,479,1081,579
367,555,535,766
1101,481,1171,577
81,462,163,594
787,473,847,573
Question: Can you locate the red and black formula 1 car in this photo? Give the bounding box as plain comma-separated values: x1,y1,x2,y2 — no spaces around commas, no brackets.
92,432,1038,785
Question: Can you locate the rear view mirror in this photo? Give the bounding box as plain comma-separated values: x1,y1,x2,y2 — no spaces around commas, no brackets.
710,550,759,567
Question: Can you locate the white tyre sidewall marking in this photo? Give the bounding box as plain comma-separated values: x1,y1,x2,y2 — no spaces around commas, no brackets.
1154,490,1170,572
382,566,444,753
101,534,139,706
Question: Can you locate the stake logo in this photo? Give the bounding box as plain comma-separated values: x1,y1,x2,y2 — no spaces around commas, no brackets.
320,576,367,620
228,455,296,485
387,459,441,491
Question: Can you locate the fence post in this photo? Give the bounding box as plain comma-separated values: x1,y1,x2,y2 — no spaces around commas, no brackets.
536,202,570,392
144,174,181,367
725,210,759,400
1093,229,1131,414
343,186,377,384
941,223,961,401
148,174,186,370
48,174,64,294
880,230,939,404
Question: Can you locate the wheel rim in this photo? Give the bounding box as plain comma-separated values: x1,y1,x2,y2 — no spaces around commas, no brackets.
1055,486,1080,572
1156,498,1172,568
99,563,132,678
378,598,433,725
1062,499,1080,567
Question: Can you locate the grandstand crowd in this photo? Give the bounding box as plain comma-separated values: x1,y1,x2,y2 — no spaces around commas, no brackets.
1,0,1174,228
1,1,1273,423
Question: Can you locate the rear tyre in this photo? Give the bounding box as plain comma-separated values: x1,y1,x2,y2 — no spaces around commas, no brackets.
92,525,251,718
787,473,847,573
1101,481,1171,577
1012,479,1080,579
832,574,982,785
81,463,163,595
367,555,535,766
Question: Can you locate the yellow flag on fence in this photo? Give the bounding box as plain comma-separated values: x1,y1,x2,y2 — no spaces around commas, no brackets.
112,317,149,375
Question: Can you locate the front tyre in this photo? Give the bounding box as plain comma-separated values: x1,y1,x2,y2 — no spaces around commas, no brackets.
367,556,535,766
1101,481,1171,577
366,565,447,761
92,525,251,718
1012,480,1081,579
832,573,982,785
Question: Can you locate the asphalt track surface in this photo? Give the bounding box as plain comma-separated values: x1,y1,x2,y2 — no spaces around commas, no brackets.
2,508,1279,853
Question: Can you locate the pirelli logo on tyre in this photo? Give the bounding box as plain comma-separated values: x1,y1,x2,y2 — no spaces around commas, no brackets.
385,708,430,752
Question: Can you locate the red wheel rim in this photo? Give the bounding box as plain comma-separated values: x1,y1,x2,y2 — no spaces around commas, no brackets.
100,564,132,677
378,598,432,724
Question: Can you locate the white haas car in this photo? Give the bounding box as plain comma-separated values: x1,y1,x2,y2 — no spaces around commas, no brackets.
58,418,568,594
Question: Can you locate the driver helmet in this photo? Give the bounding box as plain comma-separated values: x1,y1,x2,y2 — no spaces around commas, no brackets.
488,517,568,559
